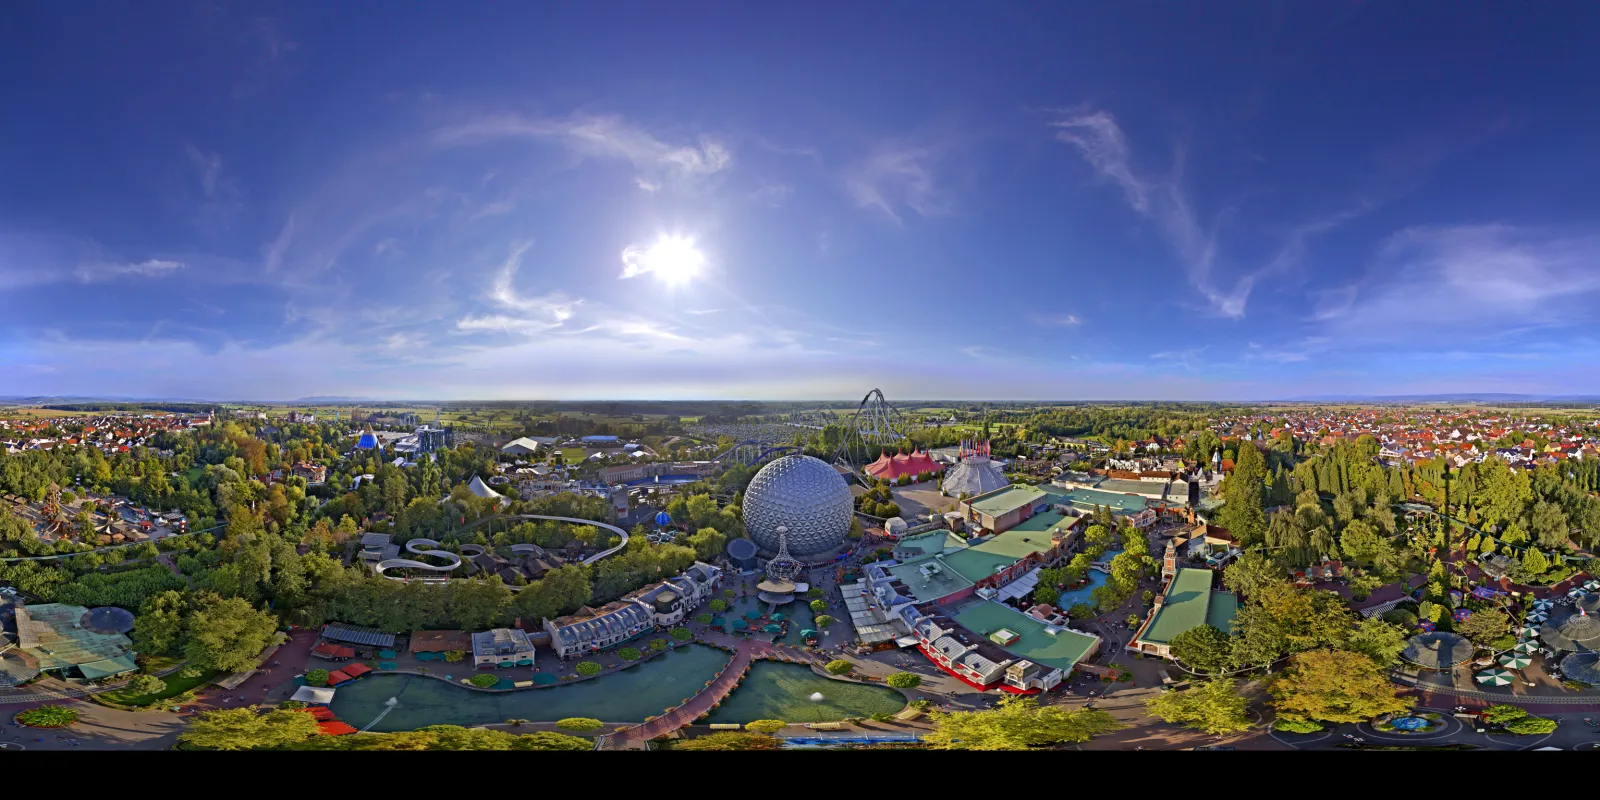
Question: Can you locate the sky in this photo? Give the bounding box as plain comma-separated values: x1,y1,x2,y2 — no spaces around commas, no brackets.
4,1,1600,402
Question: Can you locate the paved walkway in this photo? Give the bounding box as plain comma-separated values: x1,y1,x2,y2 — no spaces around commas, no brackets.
610,632,822,743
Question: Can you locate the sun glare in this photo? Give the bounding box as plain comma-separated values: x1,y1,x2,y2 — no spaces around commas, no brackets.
623,234,706,286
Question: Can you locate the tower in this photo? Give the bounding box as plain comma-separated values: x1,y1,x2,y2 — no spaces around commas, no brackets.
765,526,803,583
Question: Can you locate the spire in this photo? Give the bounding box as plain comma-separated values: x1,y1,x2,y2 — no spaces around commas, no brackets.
766,526,803,582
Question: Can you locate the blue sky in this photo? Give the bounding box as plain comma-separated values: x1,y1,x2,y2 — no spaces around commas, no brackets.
4,1,1600,401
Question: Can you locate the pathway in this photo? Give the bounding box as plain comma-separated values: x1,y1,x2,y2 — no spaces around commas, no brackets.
609,632,821,744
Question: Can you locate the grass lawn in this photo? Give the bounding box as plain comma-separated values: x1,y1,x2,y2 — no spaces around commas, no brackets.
184,466,205,486
560,448,588,464
99,663,221,707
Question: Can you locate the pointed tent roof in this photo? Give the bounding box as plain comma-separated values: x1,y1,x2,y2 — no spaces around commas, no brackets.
1543,607,1600,652
466,475,503,500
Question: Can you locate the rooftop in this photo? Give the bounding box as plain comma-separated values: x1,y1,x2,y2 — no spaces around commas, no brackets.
14,603,136,673
1137,568,1237,647
942,524,1060,584
894,529,967,558
886,556,975,603
954,601,1098,673
1053,487,1156,513
966,485,1047,517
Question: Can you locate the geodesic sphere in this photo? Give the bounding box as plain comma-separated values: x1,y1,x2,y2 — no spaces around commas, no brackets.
742,455,853,559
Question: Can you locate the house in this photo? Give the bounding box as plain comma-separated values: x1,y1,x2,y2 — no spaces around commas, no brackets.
358,533,399,564
472,628,536,668
544,561,722,656
1129,567,1239,660
959,485,1049,534
291,462,328,485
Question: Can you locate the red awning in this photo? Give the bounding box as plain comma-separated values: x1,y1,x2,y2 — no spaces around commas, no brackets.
317,721,359,735
312,644,356,659
342,662,373,678
325,670,353,685
309,706,337,720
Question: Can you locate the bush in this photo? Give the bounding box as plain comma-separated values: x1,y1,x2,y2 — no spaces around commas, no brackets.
574,662,602,676
648,639,668,652
126,674,167,696
886,672,921,689
180,667,204,679
810,600,827,613
744,719,786,734
1490,634,1517,651
723,589,736,598
1482,704,1527,724
305,669,330,687
1274,719,1324,734
468,673,500,688
617,648,643,662
1505,716,1558,735
555,717,604,733
815,615,834,628
824,660,854,675
708,600,728,613
694,614,713,625
807,587,823,598
670,627,693,641
16,705,79,728
443,650,465,663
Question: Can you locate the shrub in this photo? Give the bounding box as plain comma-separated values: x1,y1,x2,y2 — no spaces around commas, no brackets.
126,674,167,696
180,667,204,679
815,615,834,628
810,599,827,613
1274,719,1324,734
443,650,465,663
617,648,643,662
885,672,921,689
723,589,736,598
573,662,602,676
693,614,713,625
468,673,500,688
870,712,893,722
708,600,728,613
305,669,330,687
1482,704,1527,724
824,660,854,675
807,587,823,598
1505,716,1558,735
670,627,693,641
17,705,79,728
556,717,604,733
745,719,786,734
648,639,668,652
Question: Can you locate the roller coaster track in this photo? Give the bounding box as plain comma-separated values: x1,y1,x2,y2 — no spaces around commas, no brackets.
711,441,801,465
371,515,631,590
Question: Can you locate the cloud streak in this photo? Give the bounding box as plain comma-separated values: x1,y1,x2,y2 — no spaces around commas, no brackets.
846,146,951,224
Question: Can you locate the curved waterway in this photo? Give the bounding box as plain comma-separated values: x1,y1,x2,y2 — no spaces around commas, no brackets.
328,645,729,732
703,661,905,725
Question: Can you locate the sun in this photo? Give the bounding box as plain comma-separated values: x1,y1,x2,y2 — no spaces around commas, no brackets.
624,234,707,286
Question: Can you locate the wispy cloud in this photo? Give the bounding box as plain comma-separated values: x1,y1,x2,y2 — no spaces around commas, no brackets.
74,259,187,283
1027,312,1081,327
749,181,793,206
436,112,731,192
845,146,952,224
185,144,243,228
457,241,581,333
1316,225,1600,339
1049,107,1362,319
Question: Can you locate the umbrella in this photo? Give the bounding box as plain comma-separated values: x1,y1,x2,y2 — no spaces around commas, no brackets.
1499,653,1533,669
378,649,397,659
732,618,748,630
1520,627,1541,638
1514,641,1540,654
763,624,782,633
1417,621,1437,632
1475,669,1514,686
744,609,762,619
1570,589,1586,599
1586,580,1600,591
771,612,787,622
1527,612,1549,623
1453,608,1473,622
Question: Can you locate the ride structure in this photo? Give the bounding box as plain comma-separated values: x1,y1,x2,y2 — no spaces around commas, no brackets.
832,388,912,483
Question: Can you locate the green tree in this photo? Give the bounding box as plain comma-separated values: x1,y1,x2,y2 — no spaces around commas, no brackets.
1455,608,1511,647
305,669,330,687
923,696,1122,750
1521,547,1550,577
809,599,827,613
126,673,168,696
1169,624,1234,674
1481,704,1527,724
824,659,854,675
132,590,186,655
1269,650,1412,724
183,594,280,672
1219,443,1268,546
815,614,835,628
886,672,922,688
180,707,321,751
675,732,783,751
1341,617,1409,668
1338,520,1386,564
1145,678,1253,735
744,719,787,734
574,661,602,676
555,717,603,733
513,565,593,624
1505,716,1558,735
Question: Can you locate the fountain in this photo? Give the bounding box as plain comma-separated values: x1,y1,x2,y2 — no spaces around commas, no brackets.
809,692,825,702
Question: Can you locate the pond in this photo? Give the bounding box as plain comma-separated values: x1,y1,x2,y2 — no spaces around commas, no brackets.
1055,549,1122,608
327,644,731,731
703,661,906,725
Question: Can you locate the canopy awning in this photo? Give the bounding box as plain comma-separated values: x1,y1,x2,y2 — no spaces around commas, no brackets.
291,685,336,704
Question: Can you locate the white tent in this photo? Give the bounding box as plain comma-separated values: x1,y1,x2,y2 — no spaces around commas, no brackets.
466,475,505,501
291,685,336,704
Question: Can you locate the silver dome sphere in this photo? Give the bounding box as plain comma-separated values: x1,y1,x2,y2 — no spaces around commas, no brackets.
742,454,853,560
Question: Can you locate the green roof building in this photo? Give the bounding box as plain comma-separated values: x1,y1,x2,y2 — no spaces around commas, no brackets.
13,603,139,682
1130,567,1238,660
954,601,1101,679
961,485,1049,534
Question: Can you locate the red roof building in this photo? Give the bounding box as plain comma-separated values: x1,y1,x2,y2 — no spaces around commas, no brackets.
317,721,359,735
325,669,354,685
864,449,945,482
311,644,356,660
342,662,373,678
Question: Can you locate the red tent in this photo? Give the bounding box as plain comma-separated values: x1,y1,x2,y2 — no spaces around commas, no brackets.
342,662,373,678
312,644,356,660
317,721,359,736
325,669,353,685
308,706,336,721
